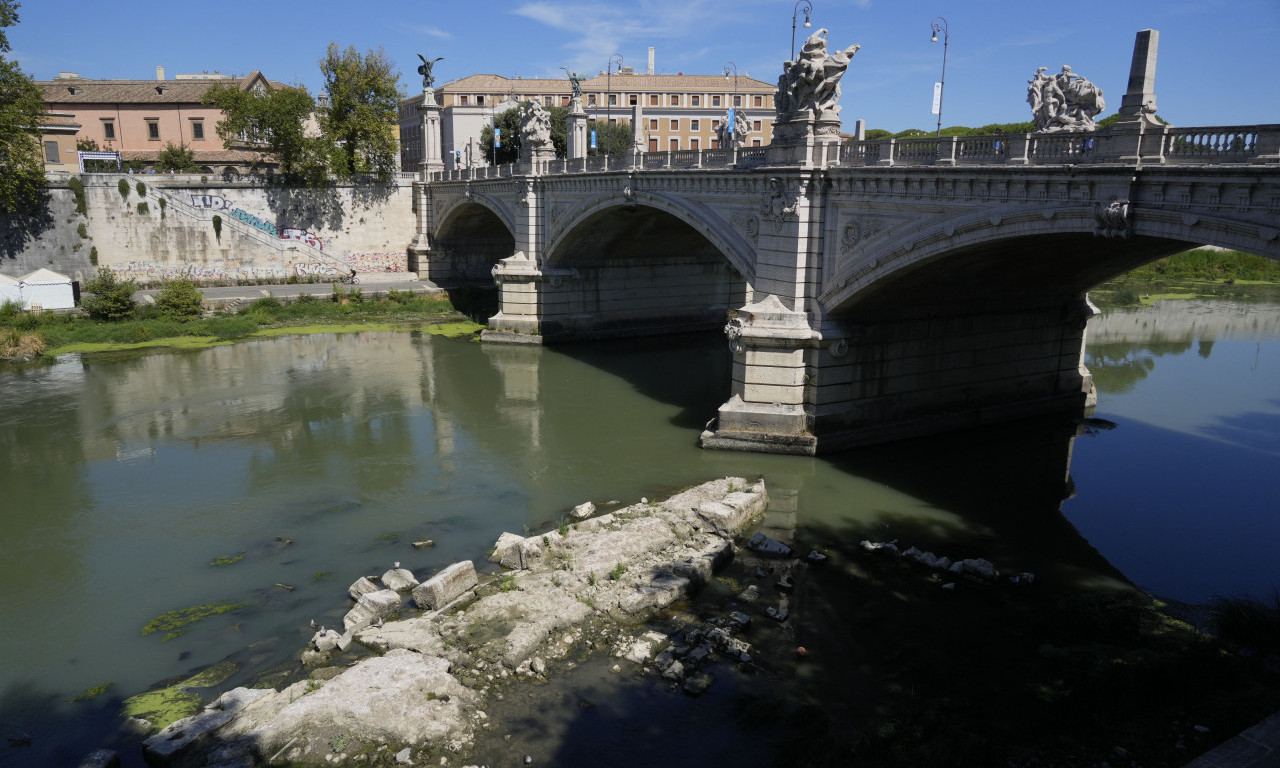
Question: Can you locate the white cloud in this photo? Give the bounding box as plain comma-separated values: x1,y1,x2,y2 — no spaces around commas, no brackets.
395,22,451,39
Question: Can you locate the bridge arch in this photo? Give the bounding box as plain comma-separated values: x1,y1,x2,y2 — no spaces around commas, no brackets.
429,194,518,284
545,190,756,282
818,204,1266,317
529,192,752,339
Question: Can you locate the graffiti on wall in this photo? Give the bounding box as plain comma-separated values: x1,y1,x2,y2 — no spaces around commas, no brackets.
280,227,325,250
110,260,342,284
347,252,407,272
189,194,236,211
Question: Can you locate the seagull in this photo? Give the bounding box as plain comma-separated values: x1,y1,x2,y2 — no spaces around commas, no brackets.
310,619,316,628
394,561,401,569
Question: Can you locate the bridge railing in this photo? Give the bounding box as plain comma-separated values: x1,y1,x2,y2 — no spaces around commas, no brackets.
840,125,1280,168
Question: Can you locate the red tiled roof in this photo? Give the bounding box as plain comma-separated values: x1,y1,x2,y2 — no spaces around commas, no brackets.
38,71,289,105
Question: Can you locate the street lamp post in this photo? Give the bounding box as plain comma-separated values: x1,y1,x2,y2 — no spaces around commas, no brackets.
606,53,623,157
723,62,738,148
791,0,812,62
930,16,949,138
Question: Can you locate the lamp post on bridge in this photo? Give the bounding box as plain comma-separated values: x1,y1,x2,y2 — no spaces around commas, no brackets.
930,16,950,138
723,62,738,148
791,0,812,62
606,53,623,157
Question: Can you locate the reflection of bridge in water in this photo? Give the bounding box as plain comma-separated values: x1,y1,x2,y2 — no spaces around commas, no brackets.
410,30,1280,455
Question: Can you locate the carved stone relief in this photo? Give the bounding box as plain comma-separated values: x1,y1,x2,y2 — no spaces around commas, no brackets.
760,178,800,231
1094,198,1130,238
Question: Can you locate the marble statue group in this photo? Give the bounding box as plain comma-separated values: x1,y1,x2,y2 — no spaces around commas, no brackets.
1027,65,1105,132
776,28,861,122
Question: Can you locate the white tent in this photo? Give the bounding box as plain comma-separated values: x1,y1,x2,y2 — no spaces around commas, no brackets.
16,268,76,311
0,273,21,308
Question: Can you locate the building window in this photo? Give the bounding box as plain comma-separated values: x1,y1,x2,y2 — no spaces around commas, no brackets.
459,95,469,105
712,95,721,107
609,118,617,126
146,120,160,140
190,120,204,140
648,118,657,130
103,120,115,141
608,94,617,106
691,95,700,106
544,95,552,106
753,120,762,132
691,119,700,131
477,95,485,106
44,140,59,163
710,138,719,149
588,95,597,105
670,94,679,106
754,95,763,107
690,137,699,150
752,138,762,146
670,137,679,151
561,95,569,106
649,94,658,106
629,94,637,105
649,137,658,152
670,119,678,131
734,95,741,107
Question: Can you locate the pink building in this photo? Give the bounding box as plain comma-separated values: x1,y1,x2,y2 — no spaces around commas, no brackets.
39,67,283,174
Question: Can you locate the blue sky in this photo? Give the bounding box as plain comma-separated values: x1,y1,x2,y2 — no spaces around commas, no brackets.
11,0,1279,132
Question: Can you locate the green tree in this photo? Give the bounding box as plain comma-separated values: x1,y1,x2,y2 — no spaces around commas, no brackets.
319,43,401,180
204,82,327,185
80,268,138,321
155,142,200,173
0,0,47,215
479,106,522,165
155,279,204,320
588,119,632,156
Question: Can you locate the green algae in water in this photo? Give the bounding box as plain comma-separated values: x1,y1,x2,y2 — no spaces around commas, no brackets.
71,682,114,702
142,602,248,641
209,551,245,567
122,661,238,731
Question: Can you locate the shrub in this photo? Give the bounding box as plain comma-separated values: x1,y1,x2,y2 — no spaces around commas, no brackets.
90,246,99,265
68,176,86,214
212,215,222,241
135,182,146,198
136,202,149,215
117,179,130,199
80,268,138,321
155,279,204,321
76,222,88,239
158,197,167,218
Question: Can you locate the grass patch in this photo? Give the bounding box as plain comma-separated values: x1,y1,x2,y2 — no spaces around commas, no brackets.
142,602,248,641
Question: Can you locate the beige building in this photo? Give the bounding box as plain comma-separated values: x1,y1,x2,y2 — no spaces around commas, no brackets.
37,112,82,173
38,68,282,174
400,71,776,170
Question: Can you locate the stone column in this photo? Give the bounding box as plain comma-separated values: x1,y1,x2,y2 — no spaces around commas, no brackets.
418,90,445,176
566,99,588,161
1115,29,1162,129
631,104,645,161
408,181,432,275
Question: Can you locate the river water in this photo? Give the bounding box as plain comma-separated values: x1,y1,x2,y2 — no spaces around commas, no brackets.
0,300,1276,766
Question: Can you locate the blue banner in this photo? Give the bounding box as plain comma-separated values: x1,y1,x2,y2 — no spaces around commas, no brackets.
727,109,735,134
590,129,597,149
494,128,501,148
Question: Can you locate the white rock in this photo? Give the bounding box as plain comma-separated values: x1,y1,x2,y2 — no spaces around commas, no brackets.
489,532,524,564
347,576,380,601
381,568,420,591
343,589,401,632
412,561,478,610
570,501,595,519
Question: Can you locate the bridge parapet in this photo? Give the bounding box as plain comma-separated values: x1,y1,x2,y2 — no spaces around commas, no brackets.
841,124,1280,168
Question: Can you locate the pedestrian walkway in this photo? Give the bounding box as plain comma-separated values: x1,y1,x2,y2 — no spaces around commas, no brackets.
1187,712,1280,768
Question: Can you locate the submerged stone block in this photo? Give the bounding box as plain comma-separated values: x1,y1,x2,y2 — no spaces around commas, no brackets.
412,560,478,610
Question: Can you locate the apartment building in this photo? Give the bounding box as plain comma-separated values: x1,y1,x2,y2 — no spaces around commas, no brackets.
38,67,283,174
400,71,776,170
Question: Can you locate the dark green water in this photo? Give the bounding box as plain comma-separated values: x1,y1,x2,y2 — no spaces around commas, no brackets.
0,300,1276,766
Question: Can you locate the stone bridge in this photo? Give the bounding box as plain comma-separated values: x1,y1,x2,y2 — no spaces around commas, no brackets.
409,121,1280,454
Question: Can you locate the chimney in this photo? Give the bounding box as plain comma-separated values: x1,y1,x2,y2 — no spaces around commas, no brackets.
156,65,165,81
647,47,655,75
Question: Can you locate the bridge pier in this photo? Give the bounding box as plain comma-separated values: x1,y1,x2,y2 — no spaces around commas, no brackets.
702,297,1099,454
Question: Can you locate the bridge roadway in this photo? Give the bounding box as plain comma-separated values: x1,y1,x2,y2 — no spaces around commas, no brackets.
411,123,1280,455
